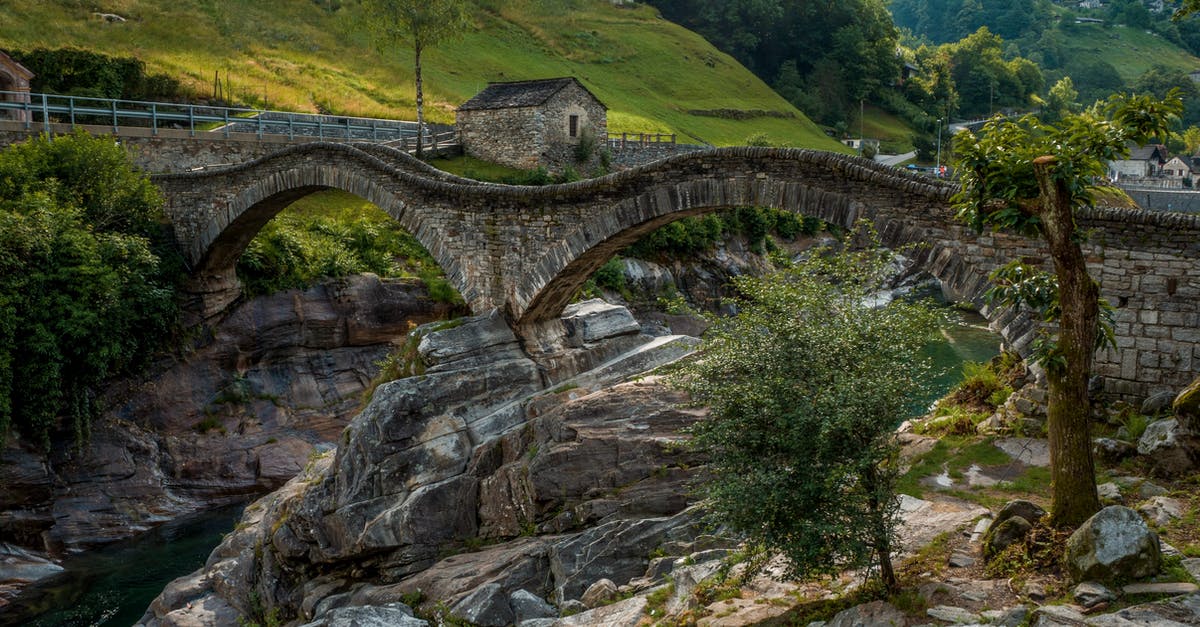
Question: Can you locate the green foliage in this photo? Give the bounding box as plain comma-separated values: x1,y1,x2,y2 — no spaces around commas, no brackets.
674,233,941,589
0,132,182,451
11,47,183,100
235,191,461,304
952,91,1182,323
625,207,819,260
592,257,627,293
647,0,901,127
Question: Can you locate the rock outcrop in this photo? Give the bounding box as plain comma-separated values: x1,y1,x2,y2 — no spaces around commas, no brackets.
0,275,459,610
138,303,703,626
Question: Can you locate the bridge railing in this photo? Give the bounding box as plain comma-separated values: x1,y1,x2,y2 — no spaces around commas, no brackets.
606,132,676,150
0,91,456,147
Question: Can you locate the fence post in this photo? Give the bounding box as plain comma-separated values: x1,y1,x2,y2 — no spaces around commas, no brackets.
111,98,118,134
289,113,295,141
189,105,195,137
224,109,231,138
318,117,323,140
23,95,31,130
42,93,49,134
69,96,76,128
151,103,158,136
257,110,263,139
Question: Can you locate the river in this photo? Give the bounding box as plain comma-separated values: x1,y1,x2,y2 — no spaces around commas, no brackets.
7,504,245,627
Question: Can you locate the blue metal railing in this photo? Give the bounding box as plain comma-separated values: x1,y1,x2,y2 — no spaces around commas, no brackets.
0,91,457,148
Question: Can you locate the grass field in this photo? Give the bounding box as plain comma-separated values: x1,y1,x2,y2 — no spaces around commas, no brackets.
1060,22,1200,82
0,0,846,150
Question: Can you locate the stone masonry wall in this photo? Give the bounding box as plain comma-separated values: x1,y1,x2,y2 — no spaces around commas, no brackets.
457,107,542,170
155,144,1200,402
539,82,606,172
608,141,706,169
0,121,307,173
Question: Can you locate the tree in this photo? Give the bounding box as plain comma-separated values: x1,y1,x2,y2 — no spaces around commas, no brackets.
360,0,470,158
0,132,182,451
674,237,940,593
952,92,1182,527
1041,76,1079,124
1175,1,1200,21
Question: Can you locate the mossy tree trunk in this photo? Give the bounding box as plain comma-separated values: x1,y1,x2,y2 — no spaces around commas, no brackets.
1033,156,1102,528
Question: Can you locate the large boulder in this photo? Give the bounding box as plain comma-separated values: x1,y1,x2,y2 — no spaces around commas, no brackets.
983,500,1046,560
297,603,427,627
1065,506,1161,583
509,589,557,622
1137,418,1199,477
1175,377,1200,420
449,583,513,627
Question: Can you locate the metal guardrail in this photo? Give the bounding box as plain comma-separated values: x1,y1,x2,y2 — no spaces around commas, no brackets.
607,132,677,148
0,91,456,148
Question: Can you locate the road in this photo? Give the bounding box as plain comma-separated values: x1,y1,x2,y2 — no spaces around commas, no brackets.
875,151,917,166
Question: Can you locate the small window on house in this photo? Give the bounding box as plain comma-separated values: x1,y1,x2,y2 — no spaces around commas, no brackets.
569,115,579,138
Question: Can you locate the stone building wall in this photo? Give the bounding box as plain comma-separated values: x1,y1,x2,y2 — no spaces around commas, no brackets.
457,107,542,170
0,52,33,123
539,82,606,172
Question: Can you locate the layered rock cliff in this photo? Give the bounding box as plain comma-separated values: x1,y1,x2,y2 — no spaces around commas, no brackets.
138,302,705,626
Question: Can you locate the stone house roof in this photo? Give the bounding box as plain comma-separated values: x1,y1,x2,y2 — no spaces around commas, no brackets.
1127,144,1169,163
458,77,605,112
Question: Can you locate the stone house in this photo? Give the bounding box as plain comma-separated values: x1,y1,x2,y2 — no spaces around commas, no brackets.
456,77,607,172
1108,143,1169,181
0,51,33,123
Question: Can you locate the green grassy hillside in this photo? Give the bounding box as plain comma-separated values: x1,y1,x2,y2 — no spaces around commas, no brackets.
0,0,845,150
1059,21,1200,81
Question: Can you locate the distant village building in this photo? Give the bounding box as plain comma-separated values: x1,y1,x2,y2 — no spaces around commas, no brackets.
841,138,880,153
0,51,34,123
1108,143,1169,180
1161,155,1200,187
456,77,607,172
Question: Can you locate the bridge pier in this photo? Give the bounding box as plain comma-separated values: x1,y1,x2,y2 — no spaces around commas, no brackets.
181,267,243,327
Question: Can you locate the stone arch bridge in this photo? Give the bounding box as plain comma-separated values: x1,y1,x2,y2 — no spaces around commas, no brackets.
154,143,1200,401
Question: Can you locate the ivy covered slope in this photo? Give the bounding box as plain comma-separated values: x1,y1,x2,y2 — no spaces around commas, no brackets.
0,0,842,149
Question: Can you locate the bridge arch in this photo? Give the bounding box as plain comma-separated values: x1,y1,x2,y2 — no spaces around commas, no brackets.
154,144,488,317
509,150,993,328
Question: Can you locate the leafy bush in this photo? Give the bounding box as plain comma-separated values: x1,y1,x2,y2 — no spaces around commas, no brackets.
674,232,940,591
236,192,462,305
0,132,183,451
11,47,183,101
625,208,820,261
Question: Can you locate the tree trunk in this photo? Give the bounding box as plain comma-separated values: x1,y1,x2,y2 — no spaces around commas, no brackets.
414,42,424,159
863,466,899,594
1032,156,1102,528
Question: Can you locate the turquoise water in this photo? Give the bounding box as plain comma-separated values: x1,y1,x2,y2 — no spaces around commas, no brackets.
6,504,245,627
10,310,1000,627
920,308,1004,412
